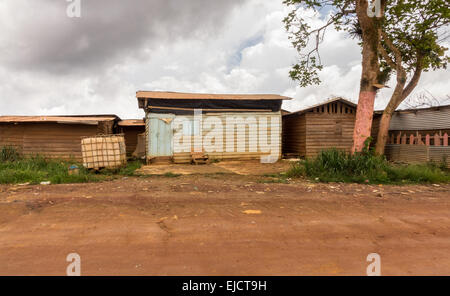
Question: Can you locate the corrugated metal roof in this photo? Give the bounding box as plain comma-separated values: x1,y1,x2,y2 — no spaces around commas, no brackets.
118,119,145,127
136,91,292,101
0,115,119,124
389,105,450,130
374,103,450,114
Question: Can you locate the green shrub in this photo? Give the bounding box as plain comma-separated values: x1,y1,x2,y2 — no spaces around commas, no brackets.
0,146,21,162
287,147,450,184
439,155,448,171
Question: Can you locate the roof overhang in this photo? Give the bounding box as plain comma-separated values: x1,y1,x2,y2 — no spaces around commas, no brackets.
136,91,292,101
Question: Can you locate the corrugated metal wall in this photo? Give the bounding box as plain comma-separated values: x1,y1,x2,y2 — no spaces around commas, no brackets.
429,147,450,168
385,145,429,164
167,112,281,163
385,144,450,168
389,107,450,131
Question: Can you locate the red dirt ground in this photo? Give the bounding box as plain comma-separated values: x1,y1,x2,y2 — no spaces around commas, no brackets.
0,175,449,275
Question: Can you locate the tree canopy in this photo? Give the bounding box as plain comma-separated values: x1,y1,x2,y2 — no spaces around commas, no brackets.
284,0,449,153
284,0,449,88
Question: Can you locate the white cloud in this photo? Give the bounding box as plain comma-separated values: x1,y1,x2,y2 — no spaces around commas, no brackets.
0,0,448,119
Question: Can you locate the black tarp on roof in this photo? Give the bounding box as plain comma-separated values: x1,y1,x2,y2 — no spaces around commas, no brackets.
141,99,283,115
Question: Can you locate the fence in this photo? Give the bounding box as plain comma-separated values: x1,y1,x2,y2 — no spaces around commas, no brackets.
388,131,449,146
385,144,450,168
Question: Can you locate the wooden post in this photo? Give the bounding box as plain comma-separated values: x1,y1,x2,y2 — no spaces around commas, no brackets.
401,134,407,145
434,133,441,146
417,132,424,145
397,132,402,145
425,134,430,146
409,134,415,145
444,133,448,146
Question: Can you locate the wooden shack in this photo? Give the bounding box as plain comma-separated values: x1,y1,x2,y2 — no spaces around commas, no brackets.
0,115,119,160
282,97,357,158
136,91,292,163
118,119,146,157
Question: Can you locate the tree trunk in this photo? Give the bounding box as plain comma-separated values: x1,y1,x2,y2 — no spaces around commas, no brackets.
374,62,423,155
374,103,396,155
352,0,383,153
353,91,377,152
374,82,406,155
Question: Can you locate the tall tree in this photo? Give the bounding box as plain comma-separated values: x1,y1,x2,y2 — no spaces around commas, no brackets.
283,0,449,153
374,0,449,155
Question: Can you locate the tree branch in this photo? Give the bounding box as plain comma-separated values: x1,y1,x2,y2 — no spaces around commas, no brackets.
401,56,424,101
380,31,403,70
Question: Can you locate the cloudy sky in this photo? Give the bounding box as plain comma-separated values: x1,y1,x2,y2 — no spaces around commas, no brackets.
0,0,448,119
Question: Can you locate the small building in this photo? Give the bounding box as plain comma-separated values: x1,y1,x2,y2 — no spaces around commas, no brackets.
372,104,450,146
118,119,146,157
372,105,450,167
136,91,291,163
282,97,357,158
0,115,120,160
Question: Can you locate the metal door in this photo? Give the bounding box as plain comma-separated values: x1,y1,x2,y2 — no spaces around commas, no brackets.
147,113,175,157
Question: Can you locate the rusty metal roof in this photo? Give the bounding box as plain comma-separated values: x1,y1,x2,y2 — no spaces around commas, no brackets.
0,115,119,125
118,119,145,127
136,91,292,101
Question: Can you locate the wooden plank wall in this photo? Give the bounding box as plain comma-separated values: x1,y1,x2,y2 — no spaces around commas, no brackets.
0,124,25,153
170,112,282,163
282,114,306,156
282,101,356,158
371,114,382,145
0,123,99,161
305,112,356,158
120,126,146,156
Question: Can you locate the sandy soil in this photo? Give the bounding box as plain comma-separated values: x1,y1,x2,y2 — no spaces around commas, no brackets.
0,174,449,275
137,160,294,175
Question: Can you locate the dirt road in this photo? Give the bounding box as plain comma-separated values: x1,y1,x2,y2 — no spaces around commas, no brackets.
0,175,449,275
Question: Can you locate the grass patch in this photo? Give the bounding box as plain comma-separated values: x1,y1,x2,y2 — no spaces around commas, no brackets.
0,146,144,185
163,172,181,178
0,155,106,185
285,163,305,179
259,172,290,184
258,177,289,184
287,148,450,184
101,160,143,176
385,163,450,184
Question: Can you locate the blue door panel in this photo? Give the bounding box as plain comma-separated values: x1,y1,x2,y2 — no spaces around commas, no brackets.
148,114,174,157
